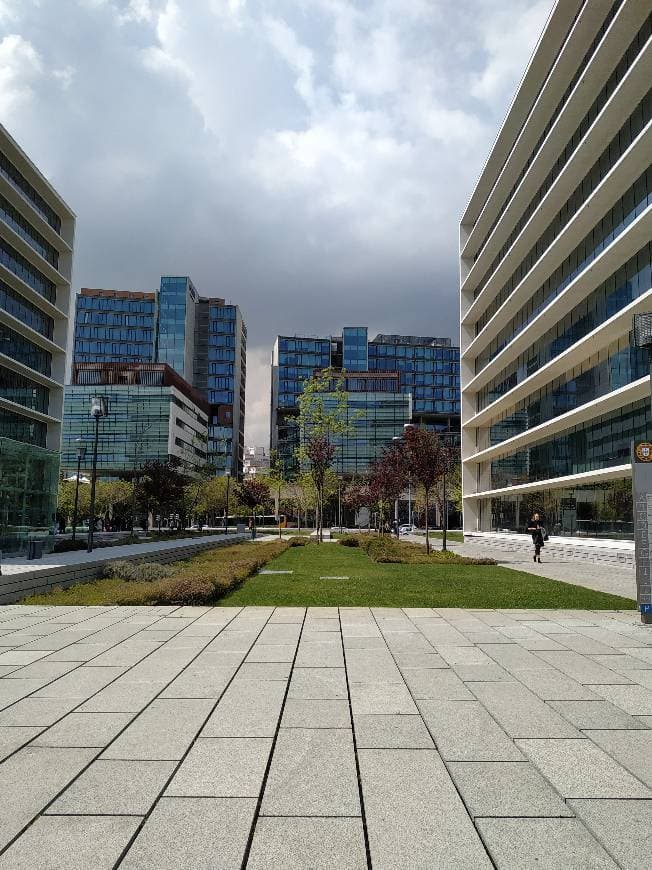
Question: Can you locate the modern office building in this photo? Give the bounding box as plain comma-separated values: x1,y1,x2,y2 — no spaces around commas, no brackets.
271,329,459,476
73,288,156,364
460,1,652,540
62,363,209,478
0,124,75,554
243,445,271,477
66,278,246,478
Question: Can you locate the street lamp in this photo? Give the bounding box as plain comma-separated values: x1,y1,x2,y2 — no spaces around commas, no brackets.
71,439,87,542
392,436,402,538
87,396,108,553
224,470,231,535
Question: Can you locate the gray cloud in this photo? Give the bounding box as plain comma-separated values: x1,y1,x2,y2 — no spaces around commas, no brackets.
1,0,552,445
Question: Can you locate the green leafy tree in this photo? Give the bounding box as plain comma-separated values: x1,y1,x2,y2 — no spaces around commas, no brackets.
140,459,191,531
297,367,350,542
236,478,271,537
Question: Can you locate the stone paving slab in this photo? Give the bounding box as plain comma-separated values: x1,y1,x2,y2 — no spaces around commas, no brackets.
1,605,652,867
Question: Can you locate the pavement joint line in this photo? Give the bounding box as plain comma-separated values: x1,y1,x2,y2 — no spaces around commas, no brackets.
377,608,501,870
0,605,245,859
0,604,199,760
340,608,375,870
112,607,279,870
238,607,308,870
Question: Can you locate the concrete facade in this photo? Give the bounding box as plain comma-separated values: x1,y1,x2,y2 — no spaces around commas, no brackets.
460,1,652,540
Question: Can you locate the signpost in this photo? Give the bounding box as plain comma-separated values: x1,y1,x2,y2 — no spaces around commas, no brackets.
632,441,652,624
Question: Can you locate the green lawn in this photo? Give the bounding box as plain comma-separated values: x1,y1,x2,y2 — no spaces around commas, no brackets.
220,543,635,609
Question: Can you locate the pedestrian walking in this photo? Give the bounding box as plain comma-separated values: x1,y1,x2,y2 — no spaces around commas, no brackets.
527,512,546,563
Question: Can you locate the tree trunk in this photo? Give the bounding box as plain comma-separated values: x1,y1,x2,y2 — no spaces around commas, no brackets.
425,490,430,555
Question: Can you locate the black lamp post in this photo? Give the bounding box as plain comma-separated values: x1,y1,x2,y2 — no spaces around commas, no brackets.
87,396,108,553
71,439,87,542
224,470,231,535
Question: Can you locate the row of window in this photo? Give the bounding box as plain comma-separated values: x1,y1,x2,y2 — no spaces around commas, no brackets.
0,322,52,377
472,5,645,280
0,151,62,233
209,305,237,320
477,241,652,412
74,340,154,360
369,344,460,360
490,398,649,490
76,312,154,328
0,279,53,339
486,479,633,539
278,338,330,354
209,390,234,404
476,163,652,369
0,192,59,268
75,326,154,342
0,407,47,447
476,85,652,335
77,295,155,314
370,358,458,374
209,348,235,362
489,337,648,447
0,365,49,414
0,238,56,303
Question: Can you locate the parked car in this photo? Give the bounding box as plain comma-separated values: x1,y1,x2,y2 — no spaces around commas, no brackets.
399,524,418,535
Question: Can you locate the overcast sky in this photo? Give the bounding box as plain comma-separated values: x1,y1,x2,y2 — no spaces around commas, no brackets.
1,0,552,445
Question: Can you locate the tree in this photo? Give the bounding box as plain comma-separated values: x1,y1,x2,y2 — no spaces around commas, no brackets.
140,459,191,531
95,480,133,530
268,450,286,540
297,368,350,543
368,443,406,535
57,479,91,530
236,478,271,537
402,427,454,554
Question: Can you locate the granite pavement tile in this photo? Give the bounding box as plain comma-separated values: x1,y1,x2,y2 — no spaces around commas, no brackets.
101,699,213,759
516,737,652,798
32,712,134,747
247,817,367,870
476,818,619,869
47,758,175,815
569,799,652,870
359,748,492,869
261,728,360,816
0,815,141,870
166,737,272,797
418,699,523,761
120,797,256,869
354,714,434,749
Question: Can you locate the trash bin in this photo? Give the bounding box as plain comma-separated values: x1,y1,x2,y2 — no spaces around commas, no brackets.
236,524,246,535
27,540,44,560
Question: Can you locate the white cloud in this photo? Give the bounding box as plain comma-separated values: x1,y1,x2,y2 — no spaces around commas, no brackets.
0,34,42,118
1,0,553,445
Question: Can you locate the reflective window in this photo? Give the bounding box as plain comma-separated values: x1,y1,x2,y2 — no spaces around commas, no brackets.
0,322,51,376
0,151,62,233
0,279,53,338
0,239,56,302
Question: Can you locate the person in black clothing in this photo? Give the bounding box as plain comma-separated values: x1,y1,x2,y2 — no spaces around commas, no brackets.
527,512,545,563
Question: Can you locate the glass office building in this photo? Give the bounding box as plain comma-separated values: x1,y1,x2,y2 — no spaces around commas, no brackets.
460,2,652,540
62,364,209,479
0,123,75,554
73,288,156,364
271,330,459,476
66,279,247,479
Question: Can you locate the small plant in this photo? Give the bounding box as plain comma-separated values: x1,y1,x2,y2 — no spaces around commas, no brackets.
287,537,308,547
338,535,360,547
102,560,175,582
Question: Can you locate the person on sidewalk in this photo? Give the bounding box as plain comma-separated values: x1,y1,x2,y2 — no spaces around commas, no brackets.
527,512,545,563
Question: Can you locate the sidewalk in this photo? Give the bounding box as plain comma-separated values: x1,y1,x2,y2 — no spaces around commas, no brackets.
0,605,650,868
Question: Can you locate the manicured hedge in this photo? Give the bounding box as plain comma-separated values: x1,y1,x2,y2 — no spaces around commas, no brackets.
339,534,496,566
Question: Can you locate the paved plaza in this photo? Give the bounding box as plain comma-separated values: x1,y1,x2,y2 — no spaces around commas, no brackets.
1,605,652,868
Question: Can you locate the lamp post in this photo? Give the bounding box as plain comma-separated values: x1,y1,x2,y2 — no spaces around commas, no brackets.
224,470,231,535
392,436,402,538
71,439,87,542
87,396,108,553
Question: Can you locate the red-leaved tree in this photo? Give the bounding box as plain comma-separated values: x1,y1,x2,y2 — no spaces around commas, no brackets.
236,478,271,537
368,444,406,535
402,427,454,553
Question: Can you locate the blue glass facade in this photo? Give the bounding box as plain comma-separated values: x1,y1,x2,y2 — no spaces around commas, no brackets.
156,276,197,380
73,290,156,364
272,329,460,476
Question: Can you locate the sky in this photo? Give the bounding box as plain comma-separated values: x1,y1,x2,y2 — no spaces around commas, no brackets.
0,0,552,446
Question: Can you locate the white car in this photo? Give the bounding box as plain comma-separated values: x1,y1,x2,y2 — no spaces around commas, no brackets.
399,524,418,535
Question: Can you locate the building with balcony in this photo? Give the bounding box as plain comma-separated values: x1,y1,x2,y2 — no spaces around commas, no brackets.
243,446,271,477
62,363,209,479
0,124,75,554
460,1,652,540
73,288,156,364
271,329,459,476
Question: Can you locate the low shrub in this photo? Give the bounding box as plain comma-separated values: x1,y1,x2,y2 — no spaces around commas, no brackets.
338,535,360,547
102,560,176,582
287,537,308,547
53,539,88,553
113,540,290,606
347,534,496,566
